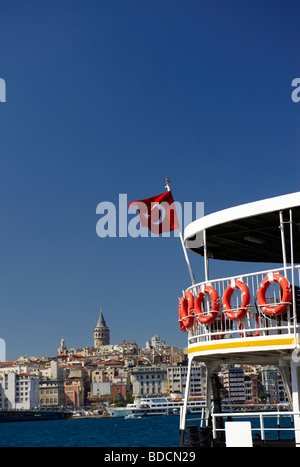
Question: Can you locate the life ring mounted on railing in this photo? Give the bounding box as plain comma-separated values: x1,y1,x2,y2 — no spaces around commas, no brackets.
194,284,220,325
178,291,194,332
178,271,292,334
223,280,251,321
257,273,291,317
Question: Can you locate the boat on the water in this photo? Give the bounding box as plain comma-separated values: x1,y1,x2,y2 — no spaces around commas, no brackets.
107,396,206,418
178,190,300,447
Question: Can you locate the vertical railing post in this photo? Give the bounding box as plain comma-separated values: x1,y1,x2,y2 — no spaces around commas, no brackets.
212,413,216,440
179,356,193,446
289,209,297,338
260,413,265,441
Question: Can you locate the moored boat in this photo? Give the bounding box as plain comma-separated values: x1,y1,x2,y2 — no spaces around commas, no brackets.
107,396,205,418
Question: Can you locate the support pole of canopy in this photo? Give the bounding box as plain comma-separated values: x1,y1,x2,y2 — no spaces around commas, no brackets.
289,209,297,339
279,210,287,278
164,177,195,285
203,228,209,282
290,359,300,447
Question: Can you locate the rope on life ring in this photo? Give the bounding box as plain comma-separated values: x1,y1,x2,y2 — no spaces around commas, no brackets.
194,284,219,325
178,291,194,332
257,273,291,317
223,280,250,321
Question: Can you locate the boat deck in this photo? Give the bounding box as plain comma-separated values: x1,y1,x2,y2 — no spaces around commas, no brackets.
179,191,300,447
184,263,300,366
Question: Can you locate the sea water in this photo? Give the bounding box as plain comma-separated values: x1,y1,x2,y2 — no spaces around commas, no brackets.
0,416,182,447
0,414,294,447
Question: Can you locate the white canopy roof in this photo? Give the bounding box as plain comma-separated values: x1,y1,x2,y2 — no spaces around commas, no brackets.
184,191,300,263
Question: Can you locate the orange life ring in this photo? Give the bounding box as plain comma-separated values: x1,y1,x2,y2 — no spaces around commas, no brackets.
194,285,219,324
257,273,291,316
223,280,250,321
178,291,194,332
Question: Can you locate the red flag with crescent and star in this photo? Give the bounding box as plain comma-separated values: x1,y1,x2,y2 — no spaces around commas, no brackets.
128,190,179,235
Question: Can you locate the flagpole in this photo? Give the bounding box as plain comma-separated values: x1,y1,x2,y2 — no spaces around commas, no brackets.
164,177,196,286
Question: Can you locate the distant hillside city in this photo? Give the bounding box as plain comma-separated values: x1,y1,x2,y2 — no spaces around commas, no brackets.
0,309,289,411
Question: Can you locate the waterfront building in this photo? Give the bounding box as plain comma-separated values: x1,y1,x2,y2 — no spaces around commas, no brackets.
277,371,289,403
94,308,110,348
244,374,260,403
222,366,245,404
39,378,65,407
0,372,39,410
91,381,111,397
111,382,127,402
64,378,85,406
89,380,128,404
261,366,288,404
132,366,168,397
167,363,206,398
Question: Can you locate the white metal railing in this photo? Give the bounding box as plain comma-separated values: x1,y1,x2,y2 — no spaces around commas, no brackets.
185,265,300,344
186,405,210,428
212,410,300,442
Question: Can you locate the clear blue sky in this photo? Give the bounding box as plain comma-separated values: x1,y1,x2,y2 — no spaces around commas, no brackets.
0,0,299,359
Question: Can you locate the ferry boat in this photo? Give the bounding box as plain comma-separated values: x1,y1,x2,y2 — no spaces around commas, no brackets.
178,190,300,447
107,395,205,418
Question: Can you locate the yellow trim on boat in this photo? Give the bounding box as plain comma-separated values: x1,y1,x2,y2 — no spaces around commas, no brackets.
188,337,298,355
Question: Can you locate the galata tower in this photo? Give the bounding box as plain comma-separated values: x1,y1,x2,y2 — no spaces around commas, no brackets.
94,308,110,348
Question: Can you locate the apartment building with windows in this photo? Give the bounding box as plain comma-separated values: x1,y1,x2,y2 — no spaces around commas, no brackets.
261,366,288,404
0,372,39,410
131,364,206,399
39,378,65,407
64,378,85,406
222,367,245,404
244,375,260,403
132,366,168,397
167,363,206,398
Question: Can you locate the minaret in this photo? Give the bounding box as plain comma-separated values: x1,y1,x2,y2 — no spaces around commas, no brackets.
94,307,110,348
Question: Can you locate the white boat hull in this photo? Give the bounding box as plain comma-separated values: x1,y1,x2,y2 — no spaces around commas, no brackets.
107,408,133,418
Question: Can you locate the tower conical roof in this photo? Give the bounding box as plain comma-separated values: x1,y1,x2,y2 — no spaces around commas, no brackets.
96,308,107,328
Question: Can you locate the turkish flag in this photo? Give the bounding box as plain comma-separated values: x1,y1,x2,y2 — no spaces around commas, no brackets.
128,191,179,235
